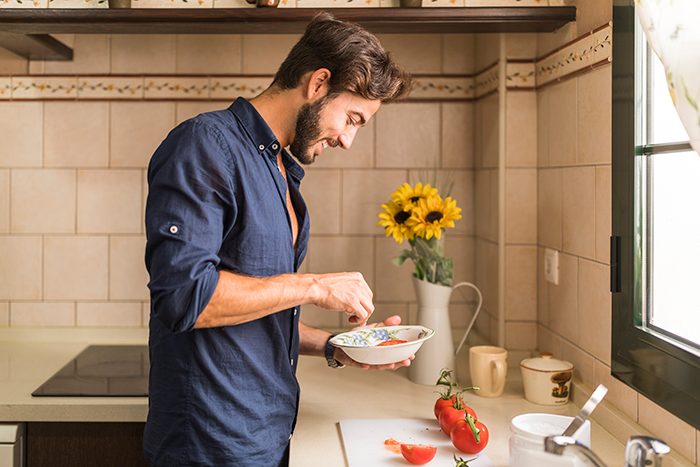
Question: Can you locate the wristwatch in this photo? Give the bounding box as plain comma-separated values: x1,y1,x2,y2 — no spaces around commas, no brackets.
324,334,345,369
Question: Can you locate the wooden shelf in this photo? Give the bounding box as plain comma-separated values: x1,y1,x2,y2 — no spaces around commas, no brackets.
0,7,576,61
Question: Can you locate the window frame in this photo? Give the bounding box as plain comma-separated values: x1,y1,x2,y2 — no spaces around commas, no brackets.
611,0,700,430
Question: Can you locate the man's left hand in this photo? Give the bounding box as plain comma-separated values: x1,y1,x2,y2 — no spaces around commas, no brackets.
333,315,415,371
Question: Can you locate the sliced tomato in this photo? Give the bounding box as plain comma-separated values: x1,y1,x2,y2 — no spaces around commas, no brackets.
377,339,408,346
400,444,437,465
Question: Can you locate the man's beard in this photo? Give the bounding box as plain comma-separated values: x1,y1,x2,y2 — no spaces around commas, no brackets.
289,94,335,165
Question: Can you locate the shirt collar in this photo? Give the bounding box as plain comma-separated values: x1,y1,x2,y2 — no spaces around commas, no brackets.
228,97,305,182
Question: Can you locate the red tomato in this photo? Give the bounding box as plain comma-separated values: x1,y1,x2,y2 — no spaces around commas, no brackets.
434,395,462,419
400,444,437,465
438,405,477,435
450,415,489,454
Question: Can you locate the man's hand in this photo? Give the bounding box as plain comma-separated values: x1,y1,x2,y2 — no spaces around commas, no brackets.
310,272,374,325
333,315,415,371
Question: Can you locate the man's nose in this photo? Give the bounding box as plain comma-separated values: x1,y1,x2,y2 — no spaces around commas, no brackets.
338,128,358,149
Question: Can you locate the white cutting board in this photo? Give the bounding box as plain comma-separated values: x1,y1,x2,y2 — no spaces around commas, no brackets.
340,419,494,467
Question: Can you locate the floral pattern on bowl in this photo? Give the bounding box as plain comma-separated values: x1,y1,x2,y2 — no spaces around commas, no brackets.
329,325,435,365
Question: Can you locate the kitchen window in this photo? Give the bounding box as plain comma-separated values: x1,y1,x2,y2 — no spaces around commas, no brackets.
612,1,700,430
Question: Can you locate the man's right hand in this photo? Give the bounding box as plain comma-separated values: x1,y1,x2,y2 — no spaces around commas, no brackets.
308,272,374,325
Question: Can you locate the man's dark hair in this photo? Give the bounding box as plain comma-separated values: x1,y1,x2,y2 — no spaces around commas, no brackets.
272,11,413,103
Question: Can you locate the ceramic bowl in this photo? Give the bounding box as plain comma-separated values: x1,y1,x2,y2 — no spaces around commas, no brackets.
329,325,434,365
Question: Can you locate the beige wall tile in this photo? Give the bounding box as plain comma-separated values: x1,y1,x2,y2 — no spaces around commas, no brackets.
176,35,242,74
111,35,176,74
561,339,595,389
475,34,500,72
299,304,342,329
442,34,475,75
548,251,578,343
312,118,374,169
548,79,577,167
241,34,300,75
0,236,42,300
578,258,611,364
505,33,537,59
175,102,228,126
506,91,537,168
475,169,492,240
505,245,537,321
77,169,143,234
110,236,149,301
77,302,142,327
565,0,612,38
375,236,415,302
375,103,440,169
505,321,537,350
578,66,612,165
489,169,499,243
44,236,108,300
0,170,8,233
45,35,110,75
343,169,407,235
306,236,374,290
480,93,500,169
0,102,43,168
537,88,549,167
10,302,75,327
476,238,499,320
505,168,537,244
537,323,563,359
142,301,150,327
445,235,476,298
595,360,637,421
536,23,577,58
0,48,27,76
442,103,475,169
596,165,612,263
639,395,696,462
0,302,7,327
537,247,549,326
372,303,410,328
562,166,596,258
44,102,109,168
10,169,76,234
111,102,176,168
538,168,562,250
375,34,442,74
301,169,341,235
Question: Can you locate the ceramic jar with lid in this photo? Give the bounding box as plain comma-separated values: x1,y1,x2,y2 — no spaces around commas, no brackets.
520,352,574,405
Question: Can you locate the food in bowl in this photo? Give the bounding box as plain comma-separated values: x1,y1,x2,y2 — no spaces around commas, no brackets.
329,325,434,365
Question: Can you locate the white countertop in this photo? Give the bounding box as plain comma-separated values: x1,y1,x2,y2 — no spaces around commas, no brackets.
0,329,629,466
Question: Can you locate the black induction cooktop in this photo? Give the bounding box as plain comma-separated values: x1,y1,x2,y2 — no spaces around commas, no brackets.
32,345,149,397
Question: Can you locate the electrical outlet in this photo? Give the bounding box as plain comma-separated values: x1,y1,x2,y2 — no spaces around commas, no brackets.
544,248,559,285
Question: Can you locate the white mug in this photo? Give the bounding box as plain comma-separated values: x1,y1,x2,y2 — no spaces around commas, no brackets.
469,345,507,397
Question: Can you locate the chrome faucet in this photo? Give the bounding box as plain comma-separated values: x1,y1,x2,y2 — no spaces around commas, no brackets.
544,435,609,467
625,436,670,467
544,434,671,467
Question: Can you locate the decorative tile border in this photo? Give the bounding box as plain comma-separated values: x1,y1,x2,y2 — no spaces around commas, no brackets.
296,0,379,7
506,61,535,89
11,76,78,99
0,77,11,99
144,77,210,99
78,77,144,99
0,0,578,7
132,0,213,8
210,77,272,99
410,75,475,100
0,0,48,8
536,23,612,88
48,0,107,8
475,63,499,99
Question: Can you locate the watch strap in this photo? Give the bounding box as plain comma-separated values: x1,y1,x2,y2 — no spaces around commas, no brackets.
324,334,345,369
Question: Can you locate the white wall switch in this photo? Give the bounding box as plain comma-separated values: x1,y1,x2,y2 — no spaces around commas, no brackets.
544,248,559,285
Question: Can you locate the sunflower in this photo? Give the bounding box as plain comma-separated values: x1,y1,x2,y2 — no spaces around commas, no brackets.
406,196,462,240
392,182,438,209
377,200,414,243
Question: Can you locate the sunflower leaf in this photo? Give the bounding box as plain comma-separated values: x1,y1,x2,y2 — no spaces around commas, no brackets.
392,249,418,266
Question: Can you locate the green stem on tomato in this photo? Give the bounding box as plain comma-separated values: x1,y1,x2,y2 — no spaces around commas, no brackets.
465,414,480,444
435,369,457,398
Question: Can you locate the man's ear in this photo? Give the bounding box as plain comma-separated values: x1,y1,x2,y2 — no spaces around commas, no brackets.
305,68,331,100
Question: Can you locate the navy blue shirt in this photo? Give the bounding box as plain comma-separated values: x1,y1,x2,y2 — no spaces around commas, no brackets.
143,97,310,467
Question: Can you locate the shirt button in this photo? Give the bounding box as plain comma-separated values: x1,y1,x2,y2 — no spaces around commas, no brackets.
291,358,294,366
289,433,293,440
272,143,278,150
258,144,265,150
169,225,178,234
294,308,297,316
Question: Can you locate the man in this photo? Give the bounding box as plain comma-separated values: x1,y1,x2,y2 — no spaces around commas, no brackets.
143,11,413,467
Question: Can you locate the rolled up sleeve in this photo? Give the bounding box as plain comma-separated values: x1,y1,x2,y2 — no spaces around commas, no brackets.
145,121,236,333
